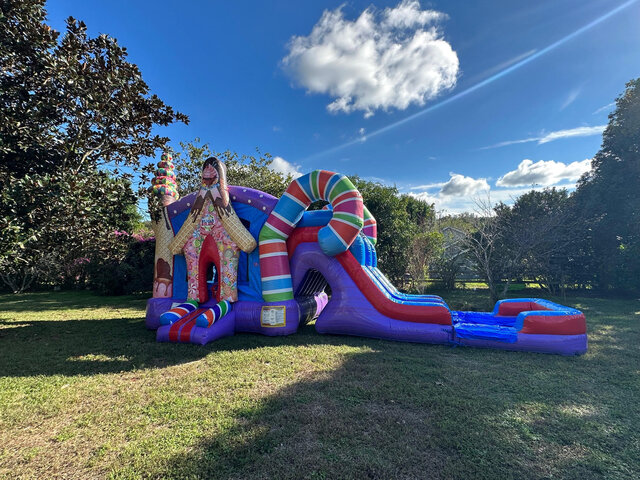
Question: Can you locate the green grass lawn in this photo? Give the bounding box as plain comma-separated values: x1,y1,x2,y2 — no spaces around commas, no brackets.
0,290,638,479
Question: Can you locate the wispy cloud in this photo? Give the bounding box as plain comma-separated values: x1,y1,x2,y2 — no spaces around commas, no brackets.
363,175,392,184
410,181,445,190
466,50,537,84
480,125,606,150
592,102,615,114
479,137,540,149
560,87,581,110
538,125,605,144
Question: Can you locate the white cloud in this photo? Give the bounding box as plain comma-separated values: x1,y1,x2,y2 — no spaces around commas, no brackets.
496,158,591,187
480,125,606,150
282,0,459,117
560,87,581,111
410,183,562,215
409,190,484,214
408,160,591,214
270,156,303,178
358,127,367,142
408,173,488,214
440,173,489,196
383,0,445,28
410,191,441,205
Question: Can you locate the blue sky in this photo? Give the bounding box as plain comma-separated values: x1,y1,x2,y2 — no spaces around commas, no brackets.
45,0,640,213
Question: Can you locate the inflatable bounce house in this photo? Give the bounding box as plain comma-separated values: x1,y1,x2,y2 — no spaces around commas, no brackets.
146,154,587,355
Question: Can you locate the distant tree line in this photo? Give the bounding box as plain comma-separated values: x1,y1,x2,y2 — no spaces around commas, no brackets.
428,79,640,301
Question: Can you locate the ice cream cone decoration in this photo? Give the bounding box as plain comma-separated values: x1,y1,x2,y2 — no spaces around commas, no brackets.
152,153,179,206
151,152,180,298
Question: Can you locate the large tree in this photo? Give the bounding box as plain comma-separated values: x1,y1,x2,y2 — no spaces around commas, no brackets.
574,78,640,292
0,1,188,291
463,190,575,304
502,188,577,295
0,1,188,178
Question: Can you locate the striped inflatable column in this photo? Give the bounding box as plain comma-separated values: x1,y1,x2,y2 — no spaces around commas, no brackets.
258,178,307,302
159,301,197,325
259,170,365,302
195,300,232,328
362,205,377,245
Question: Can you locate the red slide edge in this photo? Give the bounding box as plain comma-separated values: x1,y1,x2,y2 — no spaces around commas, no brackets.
288,227,452,325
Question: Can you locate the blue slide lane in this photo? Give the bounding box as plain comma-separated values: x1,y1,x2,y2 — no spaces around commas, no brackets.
365,266,517,342
366,266,446,304
362,266,449,308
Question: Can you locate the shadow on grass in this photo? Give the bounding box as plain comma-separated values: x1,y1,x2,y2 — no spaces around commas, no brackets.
150,339,637,480
0,316,204,377
146,296,638,479
157,349,455,480
0,313,444,377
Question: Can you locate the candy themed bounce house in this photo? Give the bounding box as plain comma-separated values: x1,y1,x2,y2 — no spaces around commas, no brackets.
146,154,587,355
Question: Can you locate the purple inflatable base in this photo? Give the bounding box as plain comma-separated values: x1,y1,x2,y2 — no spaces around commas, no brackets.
454,333,588,356
156,310,236,344
145,297,173,330
233,300,300,336
148,295,587,354
147,297,302,344
146,290,586,354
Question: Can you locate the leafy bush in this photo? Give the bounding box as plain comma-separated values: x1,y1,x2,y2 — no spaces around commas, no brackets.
84,233,155,295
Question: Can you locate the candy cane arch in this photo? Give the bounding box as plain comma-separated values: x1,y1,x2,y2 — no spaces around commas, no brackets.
259,170,375,302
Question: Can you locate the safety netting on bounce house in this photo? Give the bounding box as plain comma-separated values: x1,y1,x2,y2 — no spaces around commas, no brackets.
146,154,587,355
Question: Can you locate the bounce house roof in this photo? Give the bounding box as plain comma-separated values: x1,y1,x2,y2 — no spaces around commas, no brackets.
166,186,279,222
